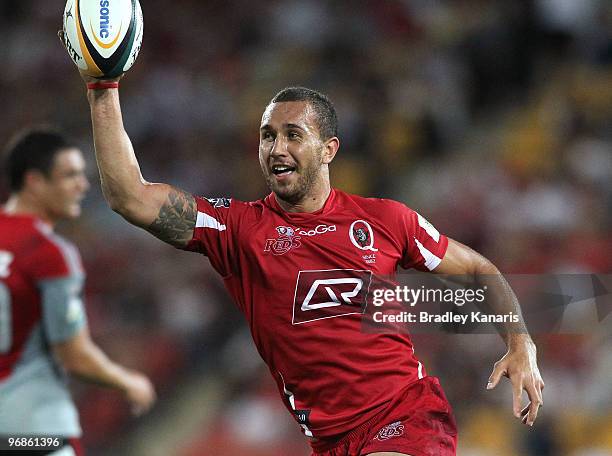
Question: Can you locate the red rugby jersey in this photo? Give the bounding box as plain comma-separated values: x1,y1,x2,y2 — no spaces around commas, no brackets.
184,189,449,437
0,213,84,381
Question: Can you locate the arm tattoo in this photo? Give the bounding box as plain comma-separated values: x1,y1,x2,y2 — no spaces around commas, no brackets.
147,188,197,247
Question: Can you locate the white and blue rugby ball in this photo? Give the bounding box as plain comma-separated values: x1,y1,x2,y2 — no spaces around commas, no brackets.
63,0,143,78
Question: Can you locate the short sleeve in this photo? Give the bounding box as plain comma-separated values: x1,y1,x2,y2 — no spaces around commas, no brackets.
398,205,449,271
22,226,84,281
182,196,238,277
39,276,87,343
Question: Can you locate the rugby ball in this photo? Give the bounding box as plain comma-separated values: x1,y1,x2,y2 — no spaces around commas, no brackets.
63,0,143,79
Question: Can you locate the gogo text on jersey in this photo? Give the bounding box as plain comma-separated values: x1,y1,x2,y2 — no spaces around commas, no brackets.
297,224,336,236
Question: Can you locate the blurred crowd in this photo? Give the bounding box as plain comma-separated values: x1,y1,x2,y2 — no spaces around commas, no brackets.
1,0,611,455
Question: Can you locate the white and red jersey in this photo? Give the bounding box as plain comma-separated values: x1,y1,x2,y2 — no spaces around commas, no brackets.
0,213,86,436
184,189,449,438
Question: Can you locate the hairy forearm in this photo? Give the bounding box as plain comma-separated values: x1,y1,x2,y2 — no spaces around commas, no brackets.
473,260,532,347
85,89,196,243
437,240,534,348
87,89,146,214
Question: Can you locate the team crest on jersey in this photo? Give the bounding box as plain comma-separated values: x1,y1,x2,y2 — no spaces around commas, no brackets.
355,227,368,246
349,220,378,252
264,226,302,255
374,421,405,441
349,220,378,263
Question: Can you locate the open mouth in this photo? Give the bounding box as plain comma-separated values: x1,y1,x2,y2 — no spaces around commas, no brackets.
271,164,296,177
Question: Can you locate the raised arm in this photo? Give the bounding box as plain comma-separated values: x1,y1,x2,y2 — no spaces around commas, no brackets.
85,83,196,248
57,28,195,247
434,239,545,426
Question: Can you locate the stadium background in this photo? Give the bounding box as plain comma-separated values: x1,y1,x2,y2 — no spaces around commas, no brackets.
1,0,611,455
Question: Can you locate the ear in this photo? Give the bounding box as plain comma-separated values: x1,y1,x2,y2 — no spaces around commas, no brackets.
22,170,48,193
322,137,340,165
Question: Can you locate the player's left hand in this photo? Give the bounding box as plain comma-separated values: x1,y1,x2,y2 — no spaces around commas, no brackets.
486,335,544,426
123,370,157,416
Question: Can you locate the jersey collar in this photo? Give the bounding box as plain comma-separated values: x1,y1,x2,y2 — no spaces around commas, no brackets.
266,188,337,223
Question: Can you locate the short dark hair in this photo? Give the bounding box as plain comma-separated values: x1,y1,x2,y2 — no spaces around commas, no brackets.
270,87,338,140
3,129,74,192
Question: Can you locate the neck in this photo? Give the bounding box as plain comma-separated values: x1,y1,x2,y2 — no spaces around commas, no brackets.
275,180,332,213
4,194,55,226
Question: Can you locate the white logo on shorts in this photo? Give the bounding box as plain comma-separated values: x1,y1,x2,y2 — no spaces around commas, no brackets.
374,421,405,441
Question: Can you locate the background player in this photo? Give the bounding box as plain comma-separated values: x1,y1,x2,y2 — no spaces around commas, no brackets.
0,130,156,455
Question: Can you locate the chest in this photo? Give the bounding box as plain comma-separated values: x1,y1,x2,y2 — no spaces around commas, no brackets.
233,214,404,327
245,217,402,272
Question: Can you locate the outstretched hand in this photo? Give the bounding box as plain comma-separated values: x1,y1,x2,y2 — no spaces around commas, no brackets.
123,370,156,416
57,29,122,84
487,336,544,426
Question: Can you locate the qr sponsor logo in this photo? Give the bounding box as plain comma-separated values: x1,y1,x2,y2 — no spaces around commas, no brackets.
292,269,372,324
205,197,232,208
374,421,405,441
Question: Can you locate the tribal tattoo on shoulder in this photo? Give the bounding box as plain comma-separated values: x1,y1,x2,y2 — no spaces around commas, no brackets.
147,187,197,247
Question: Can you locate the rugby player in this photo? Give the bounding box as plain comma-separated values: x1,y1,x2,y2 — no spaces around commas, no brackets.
0,130,156,455
73,69,544,455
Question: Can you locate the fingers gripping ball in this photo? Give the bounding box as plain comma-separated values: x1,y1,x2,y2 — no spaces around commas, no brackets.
63,0,143,78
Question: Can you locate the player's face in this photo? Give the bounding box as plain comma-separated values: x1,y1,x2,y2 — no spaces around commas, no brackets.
39,148,90,220
259,101,327,204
